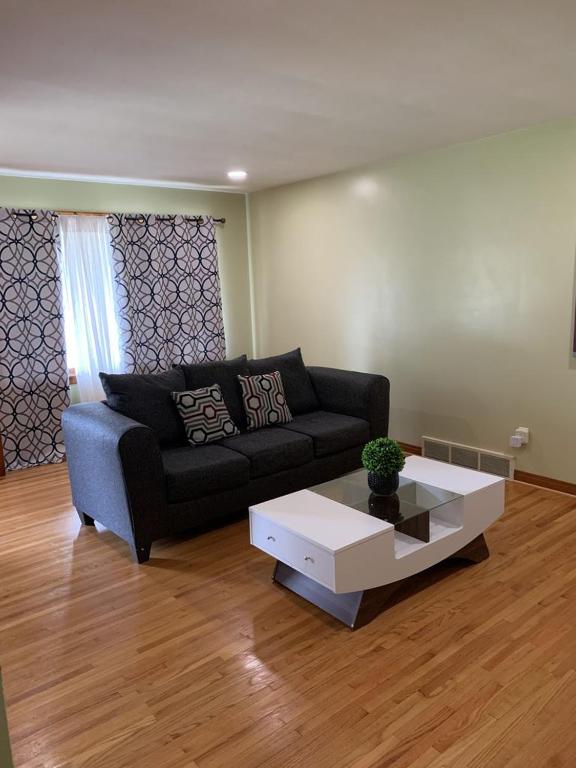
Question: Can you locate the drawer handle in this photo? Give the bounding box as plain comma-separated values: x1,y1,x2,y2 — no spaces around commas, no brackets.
304,556,315,563
267,535,276,542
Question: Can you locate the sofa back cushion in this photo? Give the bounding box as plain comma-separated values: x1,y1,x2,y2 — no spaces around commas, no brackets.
248,348,319,415
177,354,249,431
99,368,186,446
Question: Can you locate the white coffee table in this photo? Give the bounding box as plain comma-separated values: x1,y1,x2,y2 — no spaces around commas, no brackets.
249,456,505,628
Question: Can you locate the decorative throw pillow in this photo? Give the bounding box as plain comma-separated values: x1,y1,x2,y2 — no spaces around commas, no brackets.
237,371,293,430
172,384,240,446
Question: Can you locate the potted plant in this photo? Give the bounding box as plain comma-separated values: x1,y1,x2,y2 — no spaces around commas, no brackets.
361,437,406,495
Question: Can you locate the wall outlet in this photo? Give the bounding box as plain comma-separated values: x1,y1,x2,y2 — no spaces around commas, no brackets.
515,427,530,445
509,434,523,448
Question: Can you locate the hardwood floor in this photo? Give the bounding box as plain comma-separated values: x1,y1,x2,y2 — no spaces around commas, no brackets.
1,464,576,767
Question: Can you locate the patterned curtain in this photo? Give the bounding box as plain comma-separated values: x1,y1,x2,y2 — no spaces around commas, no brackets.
107,214,226,373
0,209,70,471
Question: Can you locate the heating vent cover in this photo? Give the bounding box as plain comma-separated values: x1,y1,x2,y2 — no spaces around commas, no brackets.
421,436,514,479
479,452,512,478
422,438,450,463
451,446,478,470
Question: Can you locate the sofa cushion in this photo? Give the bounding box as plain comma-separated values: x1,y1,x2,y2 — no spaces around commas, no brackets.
248,348,319,415
237,371,292,430
280,410,370,457
161,444,250,502
221,428,313,478
172,384,240,446
178,354,249,431
99,368,186,446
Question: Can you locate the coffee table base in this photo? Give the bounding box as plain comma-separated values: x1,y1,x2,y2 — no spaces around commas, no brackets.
272,533,490,629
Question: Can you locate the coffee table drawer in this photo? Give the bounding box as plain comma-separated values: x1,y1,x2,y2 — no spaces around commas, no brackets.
251,515,335,589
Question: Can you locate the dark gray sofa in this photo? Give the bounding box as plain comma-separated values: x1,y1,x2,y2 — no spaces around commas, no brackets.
62,356,389,563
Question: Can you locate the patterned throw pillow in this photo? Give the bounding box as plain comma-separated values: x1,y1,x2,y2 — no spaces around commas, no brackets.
237,371,293,430
172,384,240,446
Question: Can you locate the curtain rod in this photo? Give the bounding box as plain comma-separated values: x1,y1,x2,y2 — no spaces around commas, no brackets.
57,210,226,224
10,209,226,224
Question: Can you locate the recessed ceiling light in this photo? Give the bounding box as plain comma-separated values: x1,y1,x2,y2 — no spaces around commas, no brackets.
227,169,247,181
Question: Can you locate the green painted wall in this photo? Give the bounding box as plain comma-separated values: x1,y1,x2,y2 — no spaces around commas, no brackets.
0,672,13,768
5,118,576,482
250,119,576,482
0,176,253,358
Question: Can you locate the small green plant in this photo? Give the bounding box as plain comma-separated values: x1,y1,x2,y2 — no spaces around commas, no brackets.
361,437,405,477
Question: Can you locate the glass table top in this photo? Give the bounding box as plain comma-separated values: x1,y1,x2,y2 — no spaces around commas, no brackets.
310,469,462,526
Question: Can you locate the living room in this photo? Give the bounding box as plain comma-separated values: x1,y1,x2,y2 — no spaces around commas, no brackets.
2,1,576,766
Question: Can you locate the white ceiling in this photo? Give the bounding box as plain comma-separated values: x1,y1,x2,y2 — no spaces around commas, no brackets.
1,0,576,191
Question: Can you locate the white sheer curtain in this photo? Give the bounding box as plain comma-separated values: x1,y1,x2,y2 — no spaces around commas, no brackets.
59,215,123,402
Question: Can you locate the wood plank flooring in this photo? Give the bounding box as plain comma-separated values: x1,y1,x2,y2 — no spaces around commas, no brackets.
1,463,576,767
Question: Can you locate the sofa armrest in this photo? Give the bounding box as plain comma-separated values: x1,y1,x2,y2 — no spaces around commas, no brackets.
307,366,389,439
62,402,168,559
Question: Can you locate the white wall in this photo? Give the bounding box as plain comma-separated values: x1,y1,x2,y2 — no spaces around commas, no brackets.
249,119,576,482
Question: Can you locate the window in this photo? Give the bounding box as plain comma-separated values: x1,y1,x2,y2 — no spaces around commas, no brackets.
59,215,123,402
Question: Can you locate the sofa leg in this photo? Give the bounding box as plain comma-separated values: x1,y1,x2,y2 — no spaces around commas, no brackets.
132,542,152,564
77,510,95,526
